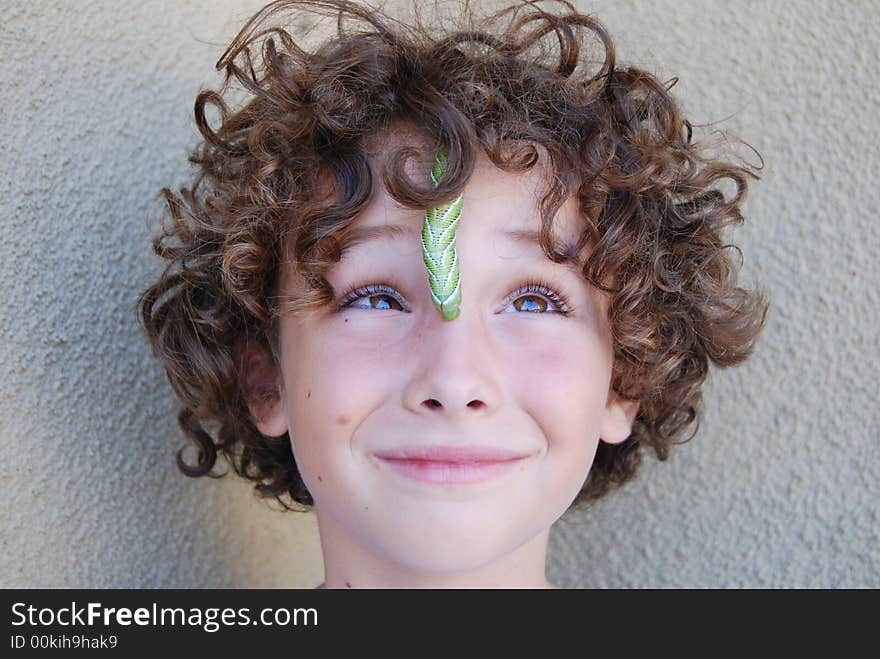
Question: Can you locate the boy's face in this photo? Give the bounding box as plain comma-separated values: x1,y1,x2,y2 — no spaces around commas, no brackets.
251,139,637,575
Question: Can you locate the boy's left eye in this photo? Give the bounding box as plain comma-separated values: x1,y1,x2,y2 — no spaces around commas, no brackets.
337,281,573,315
503,281,572,315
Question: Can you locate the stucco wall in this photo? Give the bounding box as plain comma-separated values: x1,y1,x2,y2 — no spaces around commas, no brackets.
1,0,876,588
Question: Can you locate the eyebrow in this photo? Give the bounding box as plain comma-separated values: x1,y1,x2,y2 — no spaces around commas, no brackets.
345,223,584,266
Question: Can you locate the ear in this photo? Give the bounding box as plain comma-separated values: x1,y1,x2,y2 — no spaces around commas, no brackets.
599,387,640,445
234,337,289,438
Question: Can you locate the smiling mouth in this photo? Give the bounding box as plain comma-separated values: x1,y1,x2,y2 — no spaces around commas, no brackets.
373,445,530,485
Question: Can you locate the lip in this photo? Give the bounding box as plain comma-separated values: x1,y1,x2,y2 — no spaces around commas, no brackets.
374,445,531,485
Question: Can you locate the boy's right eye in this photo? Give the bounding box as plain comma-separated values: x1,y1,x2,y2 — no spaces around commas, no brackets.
337,284,406,311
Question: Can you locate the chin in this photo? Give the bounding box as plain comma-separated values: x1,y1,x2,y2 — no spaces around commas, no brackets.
383,539,516,574
369,516,539,574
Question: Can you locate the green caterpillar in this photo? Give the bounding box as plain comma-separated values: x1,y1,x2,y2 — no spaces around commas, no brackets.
421,148,463,320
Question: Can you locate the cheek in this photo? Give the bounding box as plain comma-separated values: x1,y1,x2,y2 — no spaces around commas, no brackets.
279,319,398,481
501,323,611,463
285,318,398,418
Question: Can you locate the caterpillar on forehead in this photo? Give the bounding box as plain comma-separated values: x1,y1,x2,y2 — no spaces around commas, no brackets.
421,147,463,320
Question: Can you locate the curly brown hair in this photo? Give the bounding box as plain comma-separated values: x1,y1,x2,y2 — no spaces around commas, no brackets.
137,0,767,511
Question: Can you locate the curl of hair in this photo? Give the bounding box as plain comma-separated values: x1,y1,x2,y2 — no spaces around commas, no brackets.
138,0,768,511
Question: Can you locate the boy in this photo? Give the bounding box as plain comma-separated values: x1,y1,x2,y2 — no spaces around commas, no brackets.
138,0,767,587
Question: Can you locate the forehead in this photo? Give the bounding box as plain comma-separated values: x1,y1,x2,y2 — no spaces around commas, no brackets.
351,127,585,262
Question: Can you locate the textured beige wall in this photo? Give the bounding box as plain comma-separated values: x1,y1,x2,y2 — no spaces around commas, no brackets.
1,0,876,588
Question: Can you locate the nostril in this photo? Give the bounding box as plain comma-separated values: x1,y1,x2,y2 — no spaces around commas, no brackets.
422,399,484,410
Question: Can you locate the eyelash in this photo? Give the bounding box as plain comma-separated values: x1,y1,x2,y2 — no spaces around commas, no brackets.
336,278,573,316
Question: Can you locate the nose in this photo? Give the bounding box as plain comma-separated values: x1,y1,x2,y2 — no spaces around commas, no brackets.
401,303,502,421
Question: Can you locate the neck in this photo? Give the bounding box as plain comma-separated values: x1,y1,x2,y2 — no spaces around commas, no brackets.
314,507,556,589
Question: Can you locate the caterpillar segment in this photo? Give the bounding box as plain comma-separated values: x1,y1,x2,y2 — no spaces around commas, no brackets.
421,149,464,320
